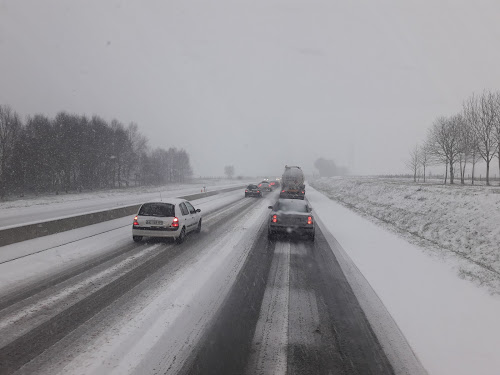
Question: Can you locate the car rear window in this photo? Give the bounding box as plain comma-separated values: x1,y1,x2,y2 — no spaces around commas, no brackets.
138,203,175,217
277,200,309,213
247,185,258,189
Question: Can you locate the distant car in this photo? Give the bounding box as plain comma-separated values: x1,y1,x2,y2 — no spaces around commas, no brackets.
245,184,263,197
267,199,315,241
132,199,202,243
269,180,280,189
258,181,272,192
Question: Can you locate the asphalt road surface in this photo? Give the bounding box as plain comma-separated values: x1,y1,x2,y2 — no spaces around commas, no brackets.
0,190,395,375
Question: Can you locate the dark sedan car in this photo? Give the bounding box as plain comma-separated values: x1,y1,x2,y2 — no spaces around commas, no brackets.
258,181,272,192
268,199,315,241
245,184,262,197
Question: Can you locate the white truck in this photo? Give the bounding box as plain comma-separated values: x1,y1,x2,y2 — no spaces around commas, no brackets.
279,165,305,200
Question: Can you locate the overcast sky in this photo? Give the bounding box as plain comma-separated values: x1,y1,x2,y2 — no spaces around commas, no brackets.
2,0,500,177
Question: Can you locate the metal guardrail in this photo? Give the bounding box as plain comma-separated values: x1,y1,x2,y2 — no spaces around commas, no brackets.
0,185,244,248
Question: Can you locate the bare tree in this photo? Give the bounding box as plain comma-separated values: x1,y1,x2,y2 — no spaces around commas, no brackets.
126,122,148,186
465,91,497,185
427,116,461,184
463,96,482,184
425,123,447,184
406,144,420,182
0,105,22,197
224,165,235,179
419,143,431,182
493,91,500,185
456,114,471,184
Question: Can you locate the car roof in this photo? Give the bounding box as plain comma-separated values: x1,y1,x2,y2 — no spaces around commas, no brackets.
141,199,187,206
277,198,308,206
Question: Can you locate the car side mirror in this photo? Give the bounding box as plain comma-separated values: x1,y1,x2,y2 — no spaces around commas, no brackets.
196,208,201,213
268,206,273,209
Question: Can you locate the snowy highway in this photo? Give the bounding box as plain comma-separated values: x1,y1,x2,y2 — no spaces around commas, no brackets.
0,188,404,375
4,0,500,374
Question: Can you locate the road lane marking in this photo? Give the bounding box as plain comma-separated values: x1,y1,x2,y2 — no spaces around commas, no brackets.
246,241,291,375
287,242,321,348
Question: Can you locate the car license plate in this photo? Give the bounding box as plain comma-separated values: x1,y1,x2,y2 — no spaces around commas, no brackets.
146,220,163,225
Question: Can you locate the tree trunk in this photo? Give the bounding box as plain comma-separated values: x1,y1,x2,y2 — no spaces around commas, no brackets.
449,161,454,184
486,160,490,186
471,162,475,185
65,168,70,193
117,162,121,188
461,161,466,185
459,159,463,184
423,165,426,182
444,163,448,185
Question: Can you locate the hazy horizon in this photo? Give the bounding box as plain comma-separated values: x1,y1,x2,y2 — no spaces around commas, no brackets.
2,0,500,177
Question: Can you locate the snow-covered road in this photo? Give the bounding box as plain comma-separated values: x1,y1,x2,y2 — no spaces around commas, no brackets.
0,187,409,374
3,183,497,374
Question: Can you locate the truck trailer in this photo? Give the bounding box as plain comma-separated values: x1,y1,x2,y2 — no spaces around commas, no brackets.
279,165,305,200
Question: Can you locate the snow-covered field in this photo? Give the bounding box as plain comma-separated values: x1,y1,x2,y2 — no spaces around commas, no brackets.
308,184,500,375
311,176,500,294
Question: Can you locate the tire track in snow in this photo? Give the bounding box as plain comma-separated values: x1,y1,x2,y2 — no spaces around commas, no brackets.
245,241,291,375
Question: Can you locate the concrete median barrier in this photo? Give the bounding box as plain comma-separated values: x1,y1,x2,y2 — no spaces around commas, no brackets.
0,185,244,247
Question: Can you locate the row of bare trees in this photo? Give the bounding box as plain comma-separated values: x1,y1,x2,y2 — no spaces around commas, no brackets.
0,105,193,198
407,90,500,185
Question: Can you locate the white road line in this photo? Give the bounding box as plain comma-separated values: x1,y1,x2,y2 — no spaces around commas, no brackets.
246,241,291,375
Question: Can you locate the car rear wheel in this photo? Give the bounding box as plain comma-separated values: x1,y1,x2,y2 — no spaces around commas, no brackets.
245,193,248,197
133,235,143,242
196,219,202,233
268,230,275,240
176,227,186,244
308,232,315,241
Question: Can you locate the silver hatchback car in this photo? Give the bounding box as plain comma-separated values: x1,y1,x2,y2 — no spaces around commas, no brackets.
268,199,315,241
132,199,202,243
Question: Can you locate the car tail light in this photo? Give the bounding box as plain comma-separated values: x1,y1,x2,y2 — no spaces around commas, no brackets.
171,217,179,227
245,190,248,192
307,216,313,225
133,216,139,226
272,214,277,223
281,190,285,193
301,191,305,194
257,190,260,193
